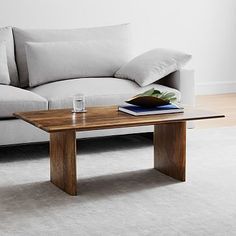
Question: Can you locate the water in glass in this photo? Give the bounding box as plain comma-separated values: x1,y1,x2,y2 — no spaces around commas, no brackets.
73,94,86,112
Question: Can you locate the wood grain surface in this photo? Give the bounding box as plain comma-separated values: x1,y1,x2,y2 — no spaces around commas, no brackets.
14,105,225,195
14,106,224,133
196,93,236,128
154,122,186,181
50,130,77,195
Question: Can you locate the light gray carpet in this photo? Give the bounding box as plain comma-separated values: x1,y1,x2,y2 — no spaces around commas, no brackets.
0,127,236,236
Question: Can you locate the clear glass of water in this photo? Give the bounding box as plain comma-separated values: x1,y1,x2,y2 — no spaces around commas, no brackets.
72,94,86,113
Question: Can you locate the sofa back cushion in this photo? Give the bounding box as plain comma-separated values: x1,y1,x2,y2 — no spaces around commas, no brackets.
0,43,11,85
26,40,131,87
13,24,132,87
0,27,19,86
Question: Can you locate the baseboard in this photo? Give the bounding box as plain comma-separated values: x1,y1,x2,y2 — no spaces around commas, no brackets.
196,81,236,95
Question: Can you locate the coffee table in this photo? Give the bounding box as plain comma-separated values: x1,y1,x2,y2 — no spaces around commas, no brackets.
14,106,224,196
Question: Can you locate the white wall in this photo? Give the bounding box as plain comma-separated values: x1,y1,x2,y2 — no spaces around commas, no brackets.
0,0,236,94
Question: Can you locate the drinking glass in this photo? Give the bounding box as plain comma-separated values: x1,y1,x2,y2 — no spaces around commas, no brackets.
72,94,86,113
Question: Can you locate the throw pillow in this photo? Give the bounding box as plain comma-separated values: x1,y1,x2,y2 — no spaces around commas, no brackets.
0,27,19,86
13,24,132,87
0,43,10,85
25,40,131,87
114,48,192,87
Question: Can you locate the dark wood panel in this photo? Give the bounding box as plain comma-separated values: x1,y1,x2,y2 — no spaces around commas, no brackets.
154,122,186,181
50,130,77,195
14,106,225,133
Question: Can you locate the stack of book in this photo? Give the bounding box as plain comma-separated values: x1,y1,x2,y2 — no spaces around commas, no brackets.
118,104,184,116
118,88,184,116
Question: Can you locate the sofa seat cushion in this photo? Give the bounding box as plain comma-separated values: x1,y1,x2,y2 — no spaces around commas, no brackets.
0,85,48,118
29,77,181,109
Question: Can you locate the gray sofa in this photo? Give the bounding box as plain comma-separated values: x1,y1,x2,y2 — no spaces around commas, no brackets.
0,24,195,146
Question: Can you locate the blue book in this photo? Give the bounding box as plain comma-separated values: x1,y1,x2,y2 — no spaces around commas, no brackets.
118,104,184,116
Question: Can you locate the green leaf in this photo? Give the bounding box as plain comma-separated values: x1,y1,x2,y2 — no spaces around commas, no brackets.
152,90,162,97
169,97,177,102
134,88,176,103
141,88,155,96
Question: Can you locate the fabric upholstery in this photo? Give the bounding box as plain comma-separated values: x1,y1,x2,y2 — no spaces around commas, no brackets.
0,69,195,146
0,27,19,86
0,85,48,118
115,48,191,87
29,77,181,109
13,24,132,87
26,41,131,87
0,43,10,85
0,119,152,146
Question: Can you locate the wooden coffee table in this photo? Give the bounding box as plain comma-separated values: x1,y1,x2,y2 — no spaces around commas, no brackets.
15,106,224,196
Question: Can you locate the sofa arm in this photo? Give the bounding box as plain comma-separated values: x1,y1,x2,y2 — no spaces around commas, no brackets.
157,69,195,107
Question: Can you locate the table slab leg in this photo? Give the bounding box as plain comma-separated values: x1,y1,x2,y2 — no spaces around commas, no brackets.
154,122,186,181
50,130,77,195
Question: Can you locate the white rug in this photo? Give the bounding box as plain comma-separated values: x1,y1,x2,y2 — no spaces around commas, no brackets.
0,127,236,236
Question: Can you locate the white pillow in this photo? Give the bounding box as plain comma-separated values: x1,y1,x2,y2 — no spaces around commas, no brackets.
14,24,131,87
114,48,192,87
25,40,131,87
0,27,19,86
0,43,10,85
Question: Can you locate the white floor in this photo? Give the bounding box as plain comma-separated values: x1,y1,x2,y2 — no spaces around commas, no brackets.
0,127,235,236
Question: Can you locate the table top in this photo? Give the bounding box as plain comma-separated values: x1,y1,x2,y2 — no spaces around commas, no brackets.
14,106,225,133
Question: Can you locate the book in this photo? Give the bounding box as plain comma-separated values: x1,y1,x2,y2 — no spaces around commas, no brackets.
118,104,184,116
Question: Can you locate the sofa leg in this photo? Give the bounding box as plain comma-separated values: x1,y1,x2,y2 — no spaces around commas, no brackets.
187,121,195,129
